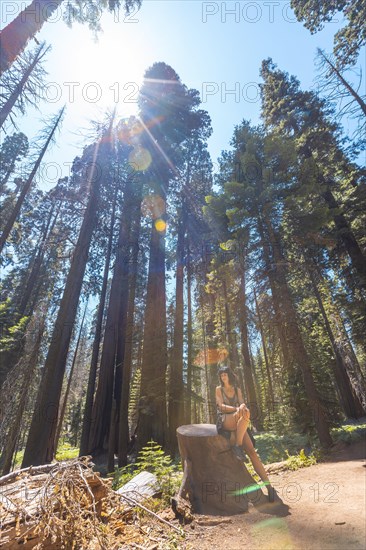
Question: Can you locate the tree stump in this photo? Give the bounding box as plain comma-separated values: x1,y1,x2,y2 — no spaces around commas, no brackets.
176,424,267,515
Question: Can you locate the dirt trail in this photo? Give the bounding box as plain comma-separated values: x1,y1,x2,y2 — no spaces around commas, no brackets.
182,440,366,550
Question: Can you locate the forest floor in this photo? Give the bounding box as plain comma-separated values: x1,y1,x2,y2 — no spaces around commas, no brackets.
180,439,366,550
1,440,364,549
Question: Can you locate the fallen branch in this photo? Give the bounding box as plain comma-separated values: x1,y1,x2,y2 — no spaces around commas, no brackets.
118,492,182,534
0,456,93,486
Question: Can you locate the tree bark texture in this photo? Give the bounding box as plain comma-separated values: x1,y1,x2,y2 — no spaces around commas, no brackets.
176,424,268,515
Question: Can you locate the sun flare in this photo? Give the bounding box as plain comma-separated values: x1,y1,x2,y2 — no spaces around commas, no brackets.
68,23,146,118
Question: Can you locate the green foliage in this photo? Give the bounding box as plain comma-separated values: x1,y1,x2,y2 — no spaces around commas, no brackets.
13,442,81,468
55,442,80,461
331,422,366,444
291,0,366,66
285,448,317,470
253,432,312,464
0,299,29,352
112,440,182,506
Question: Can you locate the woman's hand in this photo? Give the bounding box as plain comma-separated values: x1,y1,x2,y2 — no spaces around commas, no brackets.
237,403,250,419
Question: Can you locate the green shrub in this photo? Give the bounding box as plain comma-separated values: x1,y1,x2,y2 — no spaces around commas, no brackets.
331,422,366,444
112,440,182,506
285,448,317,470
55,442,79,461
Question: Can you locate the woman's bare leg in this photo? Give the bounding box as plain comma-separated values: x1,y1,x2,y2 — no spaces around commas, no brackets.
235,413,250,446
242,431,269,483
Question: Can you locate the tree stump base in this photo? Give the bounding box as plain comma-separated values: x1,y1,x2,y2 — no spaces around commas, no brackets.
176,424,267,515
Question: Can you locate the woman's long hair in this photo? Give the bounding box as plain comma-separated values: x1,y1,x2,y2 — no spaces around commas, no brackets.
218,366,238,387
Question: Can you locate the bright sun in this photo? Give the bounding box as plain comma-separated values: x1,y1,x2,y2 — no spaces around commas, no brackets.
66,19,147,120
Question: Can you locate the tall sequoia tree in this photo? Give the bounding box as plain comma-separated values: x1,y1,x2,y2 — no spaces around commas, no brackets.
21,116,115,467
211,122,333,446
88,127,142,461
168,128,212,452
137,62,210,449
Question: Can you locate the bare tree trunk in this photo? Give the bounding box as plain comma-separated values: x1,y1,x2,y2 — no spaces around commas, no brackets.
89,176,135,456
222,278,241,371
0,0,63,75
0,43,49,128
253,288,275,406
307,263,364,417
238,268,262,430
317,49,366,117
256,213,291,375
118,182,143,466
54,302,88,450
138,192,168,448
79,188,117,457
0,107,64,252
185,237,193,424
168,207,186,452
19,199,59,316
264,212,332,448
21,132,108,468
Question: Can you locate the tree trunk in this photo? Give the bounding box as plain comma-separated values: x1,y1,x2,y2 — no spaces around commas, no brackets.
138,192,168,448
0,43,49,128
322,186,366,289
256,213,291,378
264,212,333,448
79,188,117,457
0,107,64,252
18,199,59,317
89,177,135,456
185,237,193,424
318,49,366,117
21,137,106,468
238,268,262,430
176,424,267,514
0,316,45,475
0,201,59,390
0,0,63,75
117,181,143,466
253,288,275,406
168,208,186,452
54,302,88,450
307,263,365,417
222,278,241,371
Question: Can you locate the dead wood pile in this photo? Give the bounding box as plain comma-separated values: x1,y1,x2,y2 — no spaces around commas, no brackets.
0,457,182,549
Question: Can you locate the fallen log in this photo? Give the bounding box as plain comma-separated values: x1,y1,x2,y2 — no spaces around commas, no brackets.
176,424,267,515
116,471,159,504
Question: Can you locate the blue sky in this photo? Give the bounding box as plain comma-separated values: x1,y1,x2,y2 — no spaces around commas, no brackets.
1,1,363,187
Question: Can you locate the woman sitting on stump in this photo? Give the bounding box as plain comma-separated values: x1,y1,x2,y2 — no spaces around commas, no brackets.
216,365,274,502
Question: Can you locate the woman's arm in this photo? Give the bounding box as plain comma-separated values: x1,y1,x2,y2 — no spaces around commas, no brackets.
237,388,250,418
237,388,245,405
215,386,237,413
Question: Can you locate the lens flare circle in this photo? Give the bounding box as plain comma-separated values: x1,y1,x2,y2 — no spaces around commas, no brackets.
154,219,166,232
141,194,165,219
128,146,152,172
